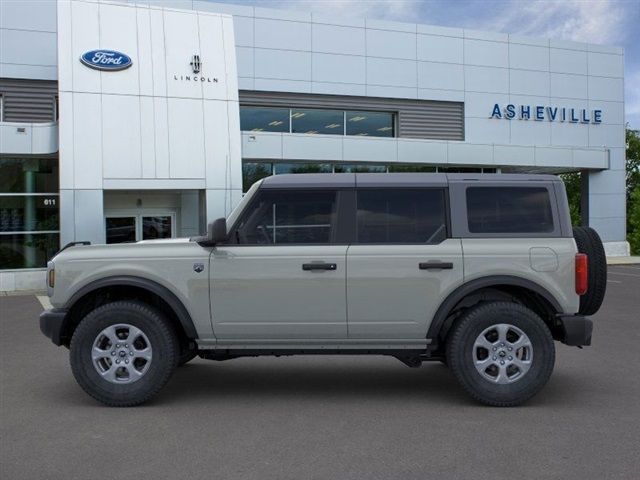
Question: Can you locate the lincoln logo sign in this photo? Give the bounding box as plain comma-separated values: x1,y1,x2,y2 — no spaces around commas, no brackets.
80,50,132,71
491,104,602,124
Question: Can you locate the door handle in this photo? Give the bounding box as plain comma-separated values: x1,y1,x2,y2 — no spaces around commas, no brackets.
419,261,453,270
302,262,337,271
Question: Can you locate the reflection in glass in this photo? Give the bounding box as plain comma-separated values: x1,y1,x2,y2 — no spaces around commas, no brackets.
334,164,387,173
240,107,290,132
143,216,172,240
0,196,59,232
106,217,136,244
0,158,59,193
274,163,332,175
0,233,60,269
346,111,394,137
242,162,273,192
291,109,343,135
388,164,437,173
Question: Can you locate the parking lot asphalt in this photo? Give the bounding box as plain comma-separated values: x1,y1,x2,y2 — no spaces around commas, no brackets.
2,266,640,480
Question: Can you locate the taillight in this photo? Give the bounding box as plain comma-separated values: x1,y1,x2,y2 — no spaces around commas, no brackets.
575,253,588,295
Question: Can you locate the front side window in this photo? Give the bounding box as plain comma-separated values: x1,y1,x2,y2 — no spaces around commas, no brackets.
234,190,337,245
466,187,554,233
357,189,447,244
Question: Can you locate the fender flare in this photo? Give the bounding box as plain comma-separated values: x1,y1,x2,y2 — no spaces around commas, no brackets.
64,275,198,339
426,275,563,342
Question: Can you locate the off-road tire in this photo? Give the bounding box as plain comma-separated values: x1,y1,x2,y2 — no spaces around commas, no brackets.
573,226,607,315
70,301,178,407
446,301,555,407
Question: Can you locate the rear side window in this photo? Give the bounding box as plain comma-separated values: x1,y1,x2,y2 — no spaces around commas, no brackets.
466,187,554,233
234,190,337,244
356,189,447,244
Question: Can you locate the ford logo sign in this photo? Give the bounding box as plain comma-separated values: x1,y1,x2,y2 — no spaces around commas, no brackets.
80,50,132,71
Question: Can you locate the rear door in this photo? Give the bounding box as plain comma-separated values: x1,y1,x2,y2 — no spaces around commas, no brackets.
346,187,464,339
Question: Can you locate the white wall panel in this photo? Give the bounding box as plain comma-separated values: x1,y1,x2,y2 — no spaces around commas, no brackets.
136,8,154,97
417,34,463,63
465,118,510,144
366,58,416,88
153,97,170,178
550,122,589,147
587,52,623,78
534,147,572,167
589,100,624,125
312,24,365,56
510,119,551,146
72,93,102,189
57,0,73,91
417,62,463,91
139,96,155,178
254,18,311,51
494,145,535,166
236,47,254,77
448,143,492,164
199,14,231,101
397,140,447,164
312,82,365,96
282,135,342,161
102,94,142,179
509,44,548,71
149,8,167,97
550,73,588,99
313,53,365,84
343,137,397,162
465,66,509,93
549,48,587,75
167,98,206,178
99,3,139,96
0,29,57,67
164,10,201,99
588,76,624,102
464,39,508,67
465,92,508,118
71,0,101,93
510,69,549,97
204,99,230,189
366,29,416,60
254,49,311,81
242,132,282,159
589,123,625,148
231,15,254,47
1,0,57,32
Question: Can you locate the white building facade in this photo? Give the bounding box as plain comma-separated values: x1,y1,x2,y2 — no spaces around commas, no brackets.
0,0,628,291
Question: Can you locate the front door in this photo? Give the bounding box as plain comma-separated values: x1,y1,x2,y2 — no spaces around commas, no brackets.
105,213,175,243
346,187,464,339
210,188,348,340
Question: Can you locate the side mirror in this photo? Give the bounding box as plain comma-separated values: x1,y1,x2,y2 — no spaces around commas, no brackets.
208,217,227,244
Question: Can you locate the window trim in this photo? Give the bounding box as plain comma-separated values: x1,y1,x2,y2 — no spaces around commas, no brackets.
352,187,450,245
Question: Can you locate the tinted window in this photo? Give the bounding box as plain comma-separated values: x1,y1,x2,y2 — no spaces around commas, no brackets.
291,109,343,135
357,189,447,244
240,107,289,132
235,190,337,244
335,164,387,173
346,111,394,137
274,163,332,174
466,187,554,233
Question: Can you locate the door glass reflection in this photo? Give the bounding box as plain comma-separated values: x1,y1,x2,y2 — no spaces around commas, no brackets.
106,217,136,244
142,216,172,240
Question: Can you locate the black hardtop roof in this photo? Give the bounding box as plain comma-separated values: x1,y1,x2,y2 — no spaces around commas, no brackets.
260,172,559,188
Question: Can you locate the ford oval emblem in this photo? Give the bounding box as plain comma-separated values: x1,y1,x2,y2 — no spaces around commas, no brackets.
80,50,132,71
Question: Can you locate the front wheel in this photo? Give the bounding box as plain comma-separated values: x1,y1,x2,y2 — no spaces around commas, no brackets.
70,301,179,407
446,302,555,407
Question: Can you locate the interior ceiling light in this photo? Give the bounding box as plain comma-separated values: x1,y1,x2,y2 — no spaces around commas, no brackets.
356,132,369,136
306,130,318,134
291,112,306,118
268,120,283,126
349,116,366,122
251,128,264,132
377,127,392,131
324,123,341,129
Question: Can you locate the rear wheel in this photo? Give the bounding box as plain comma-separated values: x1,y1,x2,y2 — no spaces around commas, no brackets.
446,302,555,407
573,226,607,315
70,301,178,407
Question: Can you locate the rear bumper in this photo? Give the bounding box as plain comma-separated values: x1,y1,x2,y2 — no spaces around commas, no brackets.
39,308,68,346
557,314,593,346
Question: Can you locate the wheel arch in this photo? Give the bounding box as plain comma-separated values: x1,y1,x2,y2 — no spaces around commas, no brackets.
59,275,198,347
427,275,563,348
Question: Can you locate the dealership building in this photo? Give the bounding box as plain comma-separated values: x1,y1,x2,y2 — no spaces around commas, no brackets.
0,0,628,290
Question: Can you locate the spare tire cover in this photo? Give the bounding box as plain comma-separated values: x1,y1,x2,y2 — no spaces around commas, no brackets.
573,226,607,316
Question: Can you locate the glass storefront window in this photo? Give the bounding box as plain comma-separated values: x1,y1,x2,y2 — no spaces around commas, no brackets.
274,163,332,174
346,111,394,137
240,107,290,133
334,164,388,173
242,162,273,192
291,109,344,135
0,158,59,193
388,164,437,173
0,196,59,232
0,233,60,269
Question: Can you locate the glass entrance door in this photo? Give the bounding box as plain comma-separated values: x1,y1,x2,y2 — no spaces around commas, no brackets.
105,213,175,244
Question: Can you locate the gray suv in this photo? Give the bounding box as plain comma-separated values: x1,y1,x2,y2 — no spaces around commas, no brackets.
39,173,606,407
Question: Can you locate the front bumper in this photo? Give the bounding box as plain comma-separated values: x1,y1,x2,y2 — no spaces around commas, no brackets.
39,308,68,346
557,314,593,346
